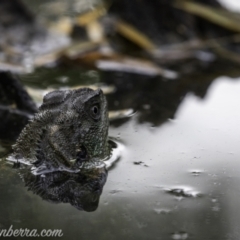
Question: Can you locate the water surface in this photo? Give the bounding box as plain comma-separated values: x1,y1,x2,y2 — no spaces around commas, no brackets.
1,73,240,239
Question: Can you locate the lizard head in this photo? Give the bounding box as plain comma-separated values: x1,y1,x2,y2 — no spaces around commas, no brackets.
12,88,110,172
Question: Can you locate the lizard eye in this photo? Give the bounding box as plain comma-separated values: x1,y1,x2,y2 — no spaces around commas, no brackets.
90,104,100,120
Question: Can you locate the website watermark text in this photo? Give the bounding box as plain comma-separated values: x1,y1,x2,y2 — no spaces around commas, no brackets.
0,225,63,237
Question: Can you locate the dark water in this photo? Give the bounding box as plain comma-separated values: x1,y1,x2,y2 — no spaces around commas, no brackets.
1,66,240,239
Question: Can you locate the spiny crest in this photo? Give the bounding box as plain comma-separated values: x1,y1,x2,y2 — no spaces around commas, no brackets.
40,90,71,110
74,88,95,95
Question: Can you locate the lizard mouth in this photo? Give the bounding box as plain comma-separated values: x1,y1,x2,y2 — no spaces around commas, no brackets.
75,145,88,165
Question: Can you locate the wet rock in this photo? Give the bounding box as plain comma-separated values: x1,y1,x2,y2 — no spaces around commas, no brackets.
0,72,36,141
165,186,202,198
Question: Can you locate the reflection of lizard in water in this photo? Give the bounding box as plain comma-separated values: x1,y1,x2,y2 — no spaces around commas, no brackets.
20,165,108,211
8,87,111,174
